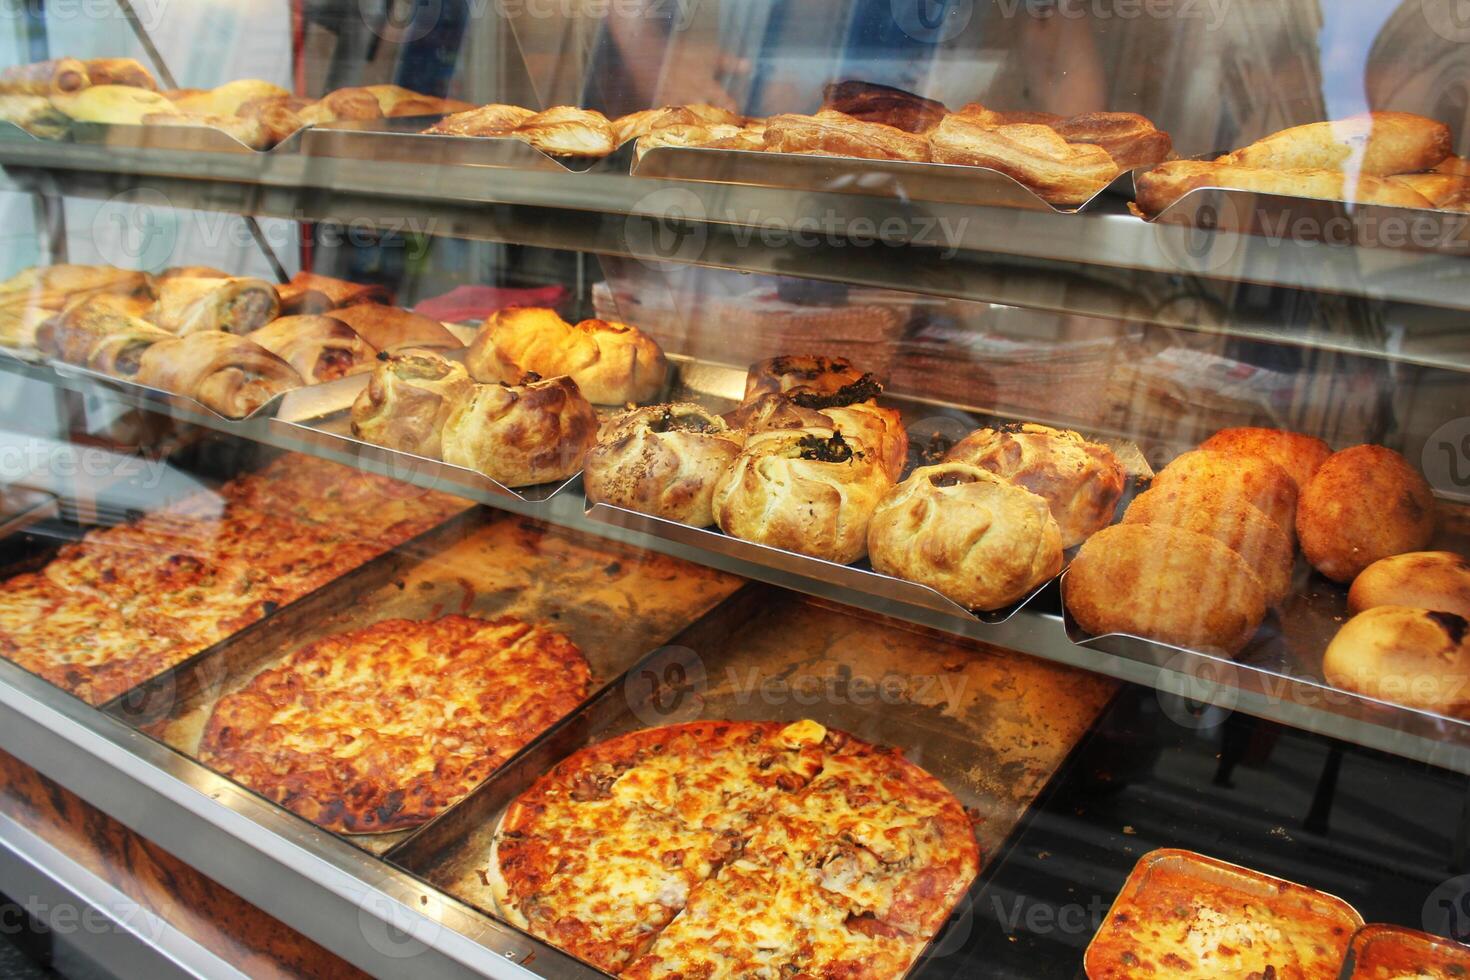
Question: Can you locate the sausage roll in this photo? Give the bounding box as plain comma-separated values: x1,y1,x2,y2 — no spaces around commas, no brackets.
583,404,744,526
247,315,378,383
350,349,473,458
466,307,667,405
135,332,303,417
326,303,461,352
441,375,598,487
36,294,156,364
86,319,176,378
0,58,89,96
147,276,281,335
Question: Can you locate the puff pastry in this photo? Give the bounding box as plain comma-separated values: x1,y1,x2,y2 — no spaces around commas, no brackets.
247,315,377,383
278,272,390,314
424,103,535,137
868,462,1063,610
37,294,157,364
1134,160,1435,216
441,375,598,487
584,403,743,525
86,318,176,378
0,58,89,96
820,80,948,135
1220,112,1451,176
1051,112,1172,168
50,85,179,125
635,122,756,157
0,303,53,348
350,349,473,458
326,303,460,352
613,104,744,144
168,79,289,117
236,95,310,145
955,103,1063,128
511,106,616,157
297,86,383,126
386,94,475,118
148,276,280,335
929,115,1118,205
135,332,302,417
467,307,666,405
82,58,156,90
763,110,930,162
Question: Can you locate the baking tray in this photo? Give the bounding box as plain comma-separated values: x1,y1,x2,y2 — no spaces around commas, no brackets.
47,359,297,422
68,119,272,155
0,120,58,142
299,116,635,174
1344,923,1470,977
388,583,1119,975
106,508,745,856
632,144,1139,213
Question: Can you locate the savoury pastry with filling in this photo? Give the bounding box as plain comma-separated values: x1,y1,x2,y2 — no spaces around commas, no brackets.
147,276,280,335
1296,444,1435,582
583,403,744,526
1151,449,1299,542
326,303,461,352
511,106,616,157
135,332,303,418
441,375,598,487
1198,426,1332,493
467,306,667,405
350,348,473,458
742,354,874,403
247,315,378,383
1134,160,1434,216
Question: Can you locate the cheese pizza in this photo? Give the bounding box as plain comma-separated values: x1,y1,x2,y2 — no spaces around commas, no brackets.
199,615,591,833
489,719,979,978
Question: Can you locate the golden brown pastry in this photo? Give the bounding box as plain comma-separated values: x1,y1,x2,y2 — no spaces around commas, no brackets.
1198,427,1332,493
297,86,383,126
385,95,475,118
169,79,289,117
1435,155,1470,176
0,264,150,304
1051,112,1172,168
742,354,872,403
349,349,472,458
820,80,948,134
1066,523,1268,655
929,115,1119,205
613,104,744,144
1122,484,1294,605
156,265,228,280
0,58,89,96
1388,172,1470,211
582,403,743,525
466,307,666,405
511,106,616,157
325,303,461,352
1134,161,1435,217
441,375,598,487
36,294,157,364
1297,445,1436,582
140,112,269,149
762,110,930,162
0,94,69,138
1221,112,1452,176
277,272,390,314
726,392,906,480
946,423,1124,548
82,58,156,90
868,462,1063,610
1349,552,1470,619
85,317,174,378
424,103,535,136
50,85,178,124
135,332,302,417
0,303,53,348
236,95,311,145
1152,449,1299,543
147,276,280,335
635,122,754,156
1323,606,1470,717
247,315,378,383
955,103,1063,127
711,427,892,564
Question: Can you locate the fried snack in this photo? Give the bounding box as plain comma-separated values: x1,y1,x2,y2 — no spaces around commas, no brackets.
1198,426,1332,493
613,104,744,144
135,332,302,417
955,102,1063,127
1134,160,1435,216
763,110,931,162
147,276,280,335
946,422,1124,548
511,106,616,157
1051,111,1172,168
36,294,159,364
424,103,535,136
0,58,89,96
140,112,269,149
1122,484,1294,604
1323,607,1470,717
711,427,892,564
1349,552,1470,618
86,319,175,378
82,58,155,90
1388,172,1470,211
247,315,377,383
929,115,1119,205
326,303,461,352
168,79,289,117
1151,449,1299,542
467,306,667,405
277,272,391,314
236,94,310,145
0,94,70,139
1297,445,1435,582
582,403,744,526
1066,523,1267,655
349,348,473,458
50,85,179,125
743,354,872,403
869,462,1063,611
820,79,948,134
1221,112,1451,176
441,375,598,487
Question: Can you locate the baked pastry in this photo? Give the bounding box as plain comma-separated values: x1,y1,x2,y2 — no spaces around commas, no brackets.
511,106,616,157
82,58,155,90
424,103,534,136
49,85,179,124
729,390,906,480
1066,523,1268,655
1389,172,1470,211
582,403,744,526
1220,112,1452,176
36,294,159,364
1348,552,1470,618
1051,111,1172,168
0,94,69,139
0,58,89,96
762,110,930,162
1323,606,1470,717
296,86,384,126
441,375,598,487
1151,449,1298,542
1122,484,1294,604
236,95,310,145
612,104,744,144
945,422,1124,548
929,115,1119,205
1134,160,1434,216
742,354,872,403
86,319,175,378
0,264,150,308
466,306,666,404
277,272,390,314
955,102,1063,127
135,332,302,417
168,79,289,117
820,79,948,134
711,427,892,564
141,112,270,150
868,462,1063,610
0,303,53,348
349,348,473,458
325,303,461,352
247,315,378,383
147,276,280,334
1296,445,1435,582
1198,426,1332,493
156,265,229,281
635,122,756,156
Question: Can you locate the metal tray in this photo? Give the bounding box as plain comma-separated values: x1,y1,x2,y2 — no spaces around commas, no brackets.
1344,923,1470,977
632,145,1139,213
388,583,1119,976
48,359,296,422
0,486,57,539
68,119,271,155
299,116,635,174
0,120,57,143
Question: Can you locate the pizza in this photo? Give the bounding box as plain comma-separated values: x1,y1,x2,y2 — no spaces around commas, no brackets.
198,615,591,833
489,719,979,978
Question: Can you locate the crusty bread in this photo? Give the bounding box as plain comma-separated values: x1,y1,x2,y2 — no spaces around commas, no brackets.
1152,449,1299,544
466,307,666,405
1198,426,1332,493
868,462,1062,611
441,375,597,487
1220,112,1451,176
1348,552,1470,618
1134,160,1435,216
762,110,930,162
1323,606,1470,717
1297,445,1435,583
929,115,1119,205
820,80,948,135
583,403,744,526
350,348,473,459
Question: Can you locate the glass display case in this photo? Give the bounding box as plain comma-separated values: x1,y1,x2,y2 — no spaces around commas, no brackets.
0,2,1468,978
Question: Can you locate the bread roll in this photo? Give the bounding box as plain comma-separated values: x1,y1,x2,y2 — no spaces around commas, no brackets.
583,404,744,526
1122,485,1294,604
1349,552,1470,618
1065,523,1267,655
466,307,666,405
1297,445,1435,583
349,349,472,458
326,304,461,352
1134,161,1434,217
135,332,302,417
820,80,948,134
247,315,378,383
1198,426,1332,493
762,110,931,162
742,354,873,404
946,422,1124,548
511,106,615,157
868,462,1063,610
711,427,892,564
929,115,1119,205
1323,607,1470,717
1220,112,1451,176
1152,449,1298,542
441,376,598,487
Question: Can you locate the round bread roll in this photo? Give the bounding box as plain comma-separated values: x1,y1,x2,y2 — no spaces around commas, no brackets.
1347,552,1470,618
1065,523,1268,655
1122,484,1294,604
349,349,472,459
1323,606,1470,717
583,403,744,526
742,354,876,404
946,423,1125,549
1199,426,1332,493
1297,444,1435,583
466,307,667,405
868,462,1063,611
441,375,598,488
728,392,907,480
1151,449,1298,540
711,427,892,564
